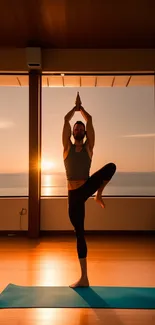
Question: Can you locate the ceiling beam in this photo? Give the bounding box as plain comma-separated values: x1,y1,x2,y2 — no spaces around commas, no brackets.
0,49,155,73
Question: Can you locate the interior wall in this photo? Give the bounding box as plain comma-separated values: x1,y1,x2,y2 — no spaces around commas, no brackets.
0,198,154,231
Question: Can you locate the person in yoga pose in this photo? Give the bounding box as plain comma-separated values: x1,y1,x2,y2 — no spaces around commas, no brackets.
62,93,116,287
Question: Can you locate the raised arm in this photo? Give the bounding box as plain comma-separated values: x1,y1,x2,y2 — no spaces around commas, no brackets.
80,106,95,150
62,107,76,150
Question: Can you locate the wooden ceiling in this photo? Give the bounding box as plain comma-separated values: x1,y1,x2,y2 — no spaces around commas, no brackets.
0,75,154,87
0,0,155,49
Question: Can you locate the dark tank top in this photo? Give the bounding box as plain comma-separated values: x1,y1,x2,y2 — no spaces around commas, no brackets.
64,143,92,180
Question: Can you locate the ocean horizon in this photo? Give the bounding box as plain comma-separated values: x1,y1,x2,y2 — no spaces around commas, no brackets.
0,171,155,196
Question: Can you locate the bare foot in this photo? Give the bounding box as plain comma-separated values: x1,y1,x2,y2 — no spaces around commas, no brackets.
69,276,89,288
94,196,105,208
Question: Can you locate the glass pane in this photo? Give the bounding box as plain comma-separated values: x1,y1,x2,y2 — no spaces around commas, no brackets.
41,78,155,196
0,78,29,196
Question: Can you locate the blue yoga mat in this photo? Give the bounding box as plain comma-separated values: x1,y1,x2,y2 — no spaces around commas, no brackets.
0,284,155,309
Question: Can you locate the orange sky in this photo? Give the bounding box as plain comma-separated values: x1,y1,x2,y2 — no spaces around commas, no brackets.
0,86,155,174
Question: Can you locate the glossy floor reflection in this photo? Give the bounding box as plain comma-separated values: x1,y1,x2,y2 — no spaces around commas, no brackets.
0,234,155,324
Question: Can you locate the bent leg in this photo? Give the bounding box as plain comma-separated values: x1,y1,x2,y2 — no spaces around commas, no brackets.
82,162,116,201
94,180,109,208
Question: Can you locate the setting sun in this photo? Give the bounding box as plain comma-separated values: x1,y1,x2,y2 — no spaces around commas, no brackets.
41,160,55,172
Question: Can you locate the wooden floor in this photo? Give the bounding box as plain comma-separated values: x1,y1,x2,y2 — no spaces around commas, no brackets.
0,234,155,324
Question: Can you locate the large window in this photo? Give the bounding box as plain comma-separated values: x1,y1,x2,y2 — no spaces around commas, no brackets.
41,75,155,196
0,75,29,196
1,74,154,197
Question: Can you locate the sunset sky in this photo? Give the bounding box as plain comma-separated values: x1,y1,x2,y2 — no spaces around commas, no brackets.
0,85,155,174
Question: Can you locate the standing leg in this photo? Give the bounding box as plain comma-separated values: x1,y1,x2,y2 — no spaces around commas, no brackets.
68,192,89,287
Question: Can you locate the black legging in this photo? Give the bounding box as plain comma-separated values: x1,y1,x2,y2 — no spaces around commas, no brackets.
68,162,116,259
